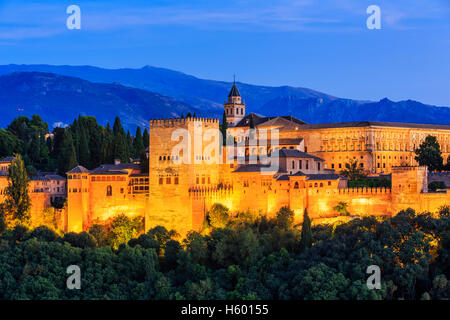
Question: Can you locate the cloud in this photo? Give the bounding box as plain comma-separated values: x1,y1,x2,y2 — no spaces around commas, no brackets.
0,0,448,40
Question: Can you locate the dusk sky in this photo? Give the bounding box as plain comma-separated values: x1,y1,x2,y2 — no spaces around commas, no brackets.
0,0,449,106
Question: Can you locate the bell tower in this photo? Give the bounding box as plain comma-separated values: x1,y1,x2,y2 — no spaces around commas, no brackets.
224,77,245,126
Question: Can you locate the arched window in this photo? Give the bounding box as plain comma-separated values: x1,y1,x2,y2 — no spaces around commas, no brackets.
294,181,299,189
106,185,112,196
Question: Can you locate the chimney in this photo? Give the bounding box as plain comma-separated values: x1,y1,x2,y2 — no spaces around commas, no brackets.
114,159,121,165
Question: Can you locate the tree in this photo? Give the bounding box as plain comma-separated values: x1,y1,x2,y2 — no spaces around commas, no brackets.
415,135,443,172
78,126,90,167
276,206,294,229
133,126,145,158
108,214,144,249
221,111,228,145
58,130,77,175
333,201,350,216
5,154,31,224
142,128,149,150
207,204,229,229
112,117,128,163
299,209,313,250
340,159,365,180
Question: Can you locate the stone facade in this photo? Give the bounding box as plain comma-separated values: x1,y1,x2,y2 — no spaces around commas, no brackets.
2,84,450,235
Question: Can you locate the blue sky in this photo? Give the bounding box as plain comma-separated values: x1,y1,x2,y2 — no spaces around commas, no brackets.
0,0,449,106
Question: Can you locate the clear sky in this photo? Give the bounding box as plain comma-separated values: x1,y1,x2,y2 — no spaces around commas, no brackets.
0,0,449,106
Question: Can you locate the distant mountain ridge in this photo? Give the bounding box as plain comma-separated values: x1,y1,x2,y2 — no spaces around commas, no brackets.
0,64,449,129
0,72,205,129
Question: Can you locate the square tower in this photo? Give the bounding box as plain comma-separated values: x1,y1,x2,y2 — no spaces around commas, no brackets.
224,82,245,126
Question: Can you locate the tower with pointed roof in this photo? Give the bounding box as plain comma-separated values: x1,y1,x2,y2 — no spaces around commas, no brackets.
224,78,246,126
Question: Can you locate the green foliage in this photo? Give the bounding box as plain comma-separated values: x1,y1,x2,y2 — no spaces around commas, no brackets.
299,209,313,250
0,207,448,300
108,214,144,249
428,181,447,191
206,203,229,229
415,135,444,172
5,154,31,224
1,115,142,176
276,206,294,229
340,159,366,180
333,201,350,216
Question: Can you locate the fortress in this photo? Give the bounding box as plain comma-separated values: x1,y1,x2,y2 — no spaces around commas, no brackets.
2,83,450,235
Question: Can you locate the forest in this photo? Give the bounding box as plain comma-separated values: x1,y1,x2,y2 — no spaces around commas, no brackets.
0,115,149,175
0,206,449,300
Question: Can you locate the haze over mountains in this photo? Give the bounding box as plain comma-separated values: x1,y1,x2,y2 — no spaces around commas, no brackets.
0,64,449,129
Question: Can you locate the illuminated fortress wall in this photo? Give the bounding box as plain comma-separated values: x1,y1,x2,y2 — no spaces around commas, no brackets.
146,117,221,236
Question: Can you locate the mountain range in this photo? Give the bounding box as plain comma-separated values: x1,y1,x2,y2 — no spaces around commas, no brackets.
0,64,449,129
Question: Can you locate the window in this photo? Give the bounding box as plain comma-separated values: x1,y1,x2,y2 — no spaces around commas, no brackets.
120,188,124,194
306,160,309,170
292,160,295,169
299,160,302,169
339,163,342,169
106,186,112,196
174,177,179,185
328,181,331,186
159,177,163,185
166,177,171,184
318,162,321,171
294,181,299,189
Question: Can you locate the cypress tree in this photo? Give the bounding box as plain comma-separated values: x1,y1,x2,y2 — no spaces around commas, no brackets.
78,127,90,167
126,130,132,161
300,209,313,250
5,154,31,223
221,111,228,145
103,122,114,163
59,130,78,175
142,128,149,149
133,126,144,158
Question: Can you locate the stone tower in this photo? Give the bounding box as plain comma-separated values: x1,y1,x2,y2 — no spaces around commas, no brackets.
66,165,91,232
224,79,245,126
146,117,221,236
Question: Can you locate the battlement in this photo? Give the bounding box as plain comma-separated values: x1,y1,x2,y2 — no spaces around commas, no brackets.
338,187,391,195
188,184,234,198
391,166,427,172
149,117,220,128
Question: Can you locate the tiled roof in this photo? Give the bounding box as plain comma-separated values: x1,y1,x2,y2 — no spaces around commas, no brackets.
306,174,346,180
298,121,450,130
66,165,90,174
233,113,306,128
233,164,281,173
228,83,241,97
270,149,324,161
31,174,65,181
90,171,128,175
92,163,140,172
0,156,15,163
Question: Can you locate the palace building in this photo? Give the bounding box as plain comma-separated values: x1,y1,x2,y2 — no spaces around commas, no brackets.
63,84,450,235
3,84,450,235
